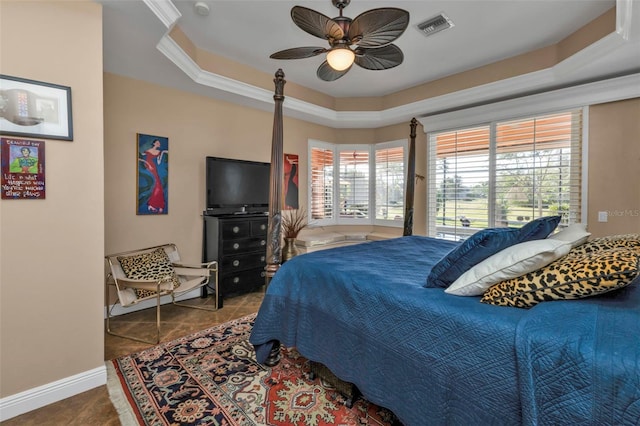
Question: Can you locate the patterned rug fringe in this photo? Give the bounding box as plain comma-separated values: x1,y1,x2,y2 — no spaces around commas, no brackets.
106,362,139,426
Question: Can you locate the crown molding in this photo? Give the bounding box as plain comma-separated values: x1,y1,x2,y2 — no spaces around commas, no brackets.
142,0,181,29
149,1,639,129
417,73,640,132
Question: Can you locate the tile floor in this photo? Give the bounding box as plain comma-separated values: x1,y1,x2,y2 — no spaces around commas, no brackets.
2,291,265,425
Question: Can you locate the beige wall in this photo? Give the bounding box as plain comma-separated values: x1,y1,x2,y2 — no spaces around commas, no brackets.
105,74,640,255
0,0,104,397
103,73,338,268
587,98,640,237
103,74,420,275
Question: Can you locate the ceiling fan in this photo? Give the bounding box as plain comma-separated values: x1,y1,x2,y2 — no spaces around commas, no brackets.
270,0,410,81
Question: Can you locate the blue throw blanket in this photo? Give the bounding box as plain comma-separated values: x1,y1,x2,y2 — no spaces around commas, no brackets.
249,236,640,425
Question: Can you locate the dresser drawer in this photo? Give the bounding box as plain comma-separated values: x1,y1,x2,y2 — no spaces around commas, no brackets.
221,221,251,239
251,219,268,236
220,267,266,296
221,236,267,253
220,252,266,272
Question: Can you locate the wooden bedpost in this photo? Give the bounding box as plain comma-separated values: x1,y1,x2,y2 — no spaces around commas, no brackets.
265,69,286,284
403,117,418,236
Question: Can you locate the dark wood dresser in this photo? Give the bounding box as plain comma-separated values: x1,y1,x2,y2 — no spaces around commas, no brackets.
203,214,268,303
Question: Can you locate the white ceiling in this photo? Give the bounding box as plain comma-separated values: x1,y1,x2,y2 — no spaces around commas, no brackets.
100,0,640,112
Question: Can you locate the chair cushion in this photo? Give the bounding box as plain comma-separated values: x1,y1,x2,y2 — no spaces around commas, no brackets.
480,247,640,308
118,248,180,298
295,232,346,247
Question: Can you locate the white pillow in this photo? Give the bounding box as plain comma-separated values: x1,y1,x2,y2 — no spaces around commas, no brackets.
548,223,591,248
445,239,573,296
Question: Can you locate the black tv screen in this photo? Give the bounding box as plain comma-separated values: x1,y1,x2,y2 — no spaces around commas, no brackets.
206,157,270,213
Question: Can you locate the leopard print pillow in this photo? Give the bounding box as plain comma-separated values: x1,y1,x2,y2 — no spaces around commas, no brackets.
118,248,181,298
566,234,640,258
481,247,640,308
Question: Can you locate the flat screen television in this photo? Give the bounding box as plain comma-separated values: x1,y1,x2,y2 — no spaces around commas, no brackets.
205,156,271,215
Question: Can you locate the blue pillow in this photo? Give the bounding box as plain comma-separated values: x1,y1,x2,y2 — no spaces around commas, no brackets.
425,216,562,289
425,227,522,288
518,215,561,242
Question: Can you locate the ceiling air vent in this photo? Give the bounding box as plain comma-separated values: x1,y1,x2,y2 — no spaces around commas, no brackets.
416,13,454,37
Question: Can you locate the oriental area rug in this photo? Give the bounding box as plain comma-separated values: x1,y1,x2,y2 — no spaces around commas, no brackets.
106,314,397,425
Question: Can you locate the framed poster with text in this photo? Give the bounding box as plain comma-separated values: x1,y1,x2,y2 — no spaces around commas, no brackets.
1,137,45,199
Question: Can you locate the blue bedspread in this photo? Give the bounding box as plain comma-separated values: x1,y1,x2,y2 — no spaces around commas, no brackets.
249,236,640,425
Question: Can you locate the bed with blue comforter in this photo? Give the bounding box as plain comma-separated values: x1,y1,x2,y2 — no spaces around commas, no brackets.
249,235,640,426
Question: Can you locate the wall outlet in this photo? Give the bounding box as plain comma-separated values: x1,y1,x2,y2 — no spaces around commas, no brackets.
598,211,608,222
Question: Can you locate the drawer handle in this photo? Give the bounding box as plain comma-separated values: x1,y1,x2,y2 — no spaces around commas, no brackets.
260,271,266,277
233,243,240,250
233,277,240,284
260,224,266,230
232,226,240,233
233,260,240,267
260,256,265,262
260,240,266,246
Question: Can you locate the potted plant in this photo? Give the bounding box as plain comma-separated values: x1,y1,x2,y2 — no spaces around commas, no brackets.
281,208,308,261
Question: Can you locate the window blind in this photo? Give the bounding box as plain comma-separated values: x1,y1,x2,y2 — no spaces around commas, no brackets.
310,146,334,220
339,148,370,219
375,145,405,221
428,109,582,240
309,139,407,226
495,111,582,227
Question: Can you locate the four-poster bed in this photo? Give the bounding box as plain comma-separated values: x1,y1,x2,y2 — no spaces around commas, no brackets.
252,70,640,425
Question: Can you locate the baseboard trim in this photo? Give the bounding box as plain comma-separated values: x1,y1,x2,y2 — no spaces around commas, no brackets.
105,288,203,318
0,365,107,422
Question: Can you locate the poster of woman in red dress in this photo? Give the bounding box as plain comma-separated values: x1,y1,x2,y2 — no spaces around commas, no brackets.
137,133,168,214
284,153,299,210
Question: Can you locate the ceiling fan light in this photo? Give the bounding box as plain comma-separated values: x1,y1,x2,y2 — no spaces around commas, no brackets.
326,47,355,71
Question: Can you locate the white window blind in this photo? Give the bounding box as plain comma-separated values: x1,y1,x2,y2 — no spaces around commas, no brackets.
309,140,407,226
339,147,370,219
310,145,334,220
428,110,582,240
375,144,405,221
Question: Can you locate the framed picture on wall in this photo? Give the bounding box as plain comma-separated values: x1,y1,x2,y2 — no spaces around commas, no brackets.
284,153,299,210
1,137,46,199
0,75,73,141
137,133,168,215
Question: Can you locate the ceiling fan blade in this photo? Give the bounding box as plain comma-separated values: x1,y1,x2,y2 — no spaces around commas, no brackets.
317,61,351,81
349,8,410,48
291,6,344,41
355,44,404,70
270,47,327,60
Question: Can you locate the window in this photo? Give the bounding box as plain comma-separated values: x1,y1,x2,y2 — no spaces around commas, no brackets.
427,110,583,239
310,145,334,220
339,148,370,219
375,143,406,221
309,139,407,226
